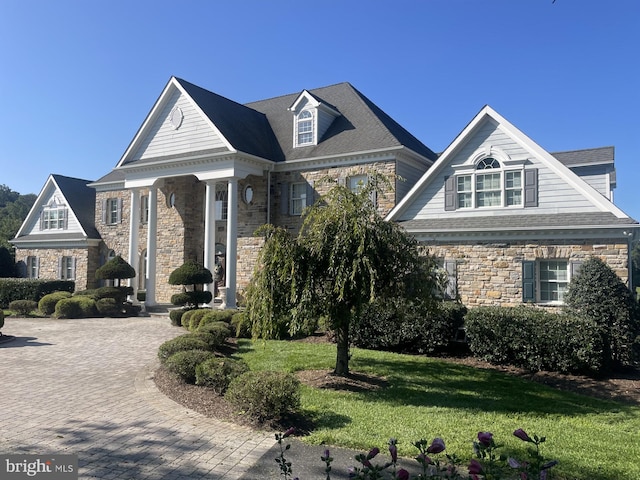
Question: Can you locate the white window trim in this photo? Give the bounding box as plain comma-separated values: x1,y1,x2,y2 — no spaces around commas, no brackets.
537,260,570,304
454,158,524,210
290,182,307,216
295,109,315,147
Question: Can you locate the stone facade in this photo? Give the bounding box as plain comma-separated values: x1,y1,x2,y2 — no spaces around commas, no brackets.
425,239,630,308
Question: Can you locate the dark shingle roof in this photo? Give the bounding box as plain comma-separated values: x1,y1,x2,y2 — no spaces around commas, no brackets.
399,212,637,233
175,78,284,161
245,82,438,162
551,146,614,167
52,174,100,239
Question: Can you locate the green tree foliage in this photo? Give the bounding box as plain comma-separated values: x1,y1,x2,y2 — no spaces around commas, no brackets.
564,256,640,370
95,255,136,286
246,176,440,375
0,246,15,277
168,260,213,308
0,184,36,250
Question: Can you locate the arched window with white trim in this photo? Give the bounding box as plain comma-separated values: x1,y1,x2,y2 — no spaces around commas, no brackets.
296,110,314,146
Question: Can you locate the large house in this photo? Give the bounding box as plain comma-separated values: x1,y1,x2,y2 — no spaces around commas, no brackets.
11,77,639,309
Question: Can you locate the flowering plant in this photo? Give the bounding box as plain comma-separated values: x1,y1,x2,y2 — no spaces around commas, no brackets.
274,427,557,480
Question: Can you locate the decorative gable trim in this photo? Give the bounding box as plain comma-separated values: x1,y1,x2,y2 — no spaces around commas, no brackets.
387,105,630,221
288,90,341,148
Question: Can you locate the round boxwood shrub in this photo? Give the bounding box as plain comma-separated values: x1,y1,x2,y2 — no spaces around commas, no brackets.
39,291,73,315
195,357,249,393
53,296,97,319
158,334,210,363
231,311,251,338
169,309,187,327
164,349,217,384
96,298,122,317
9,300,38,316
225,370,301,423
198,309,236,329
196,322,231,349
186,308,213,332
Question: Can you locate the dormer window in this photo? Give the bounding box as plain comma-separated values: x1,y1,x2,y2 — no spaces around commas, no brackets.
445,154,537,211
296,110,314,146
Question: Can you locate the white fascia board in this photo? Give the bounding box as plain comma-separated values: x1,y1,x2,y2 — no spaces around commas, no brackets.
386,107,491,221
485,106,629,219
274,146,405,172
387,105,631,221
14,174,54,238
116,77,236,169
12,237,100,249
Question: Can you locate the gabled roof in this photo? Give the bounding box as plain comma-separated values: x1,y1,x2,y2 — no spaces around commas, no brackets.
387,105,631,223
552,146,614,167
246,82,438,162
13,174,100,241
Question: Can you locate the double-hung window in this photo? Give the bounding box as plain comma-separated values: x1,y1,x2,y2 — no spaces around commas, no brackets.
140,194,149,224
446,157,533,210
41,207,67,230
215,190,228,221
523,259,580,304
290,183,307,216
104,198,122,225
27,256,39,278
296,110,314,146
59,256,75,280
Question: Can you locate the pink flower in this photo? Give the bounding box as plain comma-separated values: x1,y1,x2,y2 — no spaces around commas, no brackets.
396,468,410,480
477,431,493,447
389,443,398,463
366,447,380,460
468,459,483,475
426,437,446,454
513,428,532,442
283,427,295,438
415,452,432,466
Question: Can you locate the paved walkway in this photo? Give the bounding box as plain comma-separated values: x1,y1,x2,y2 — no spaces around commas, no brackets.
0,316,276,479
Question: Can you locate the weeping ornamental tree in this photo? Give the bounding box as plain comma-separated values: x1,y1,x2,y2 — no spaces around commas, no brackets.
246,176,440,376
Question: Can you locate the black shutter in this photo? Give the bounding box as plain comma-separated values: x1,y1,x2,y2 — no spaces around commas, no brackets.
522,260,536,302
444,176,456,211
524,169,538,207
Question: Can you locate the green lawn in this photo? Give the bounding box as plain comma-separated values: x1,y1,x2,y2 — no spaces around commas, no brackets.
236,339,640,480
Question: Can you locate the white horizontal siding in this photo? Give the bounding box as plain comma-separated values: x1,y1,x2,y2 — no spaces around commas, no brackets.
317,110,334,141
27,189,83,234
396,160,426,202
399,121,600,221
133,88,227,161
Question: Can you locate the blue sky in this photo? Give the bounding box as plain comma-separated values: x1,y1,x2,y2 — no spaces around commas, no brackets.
1,1,639,218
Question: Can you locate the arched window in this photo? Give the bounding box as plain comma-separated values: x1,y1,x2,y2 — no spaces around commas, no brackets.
296,110,314,146
455,157,523,209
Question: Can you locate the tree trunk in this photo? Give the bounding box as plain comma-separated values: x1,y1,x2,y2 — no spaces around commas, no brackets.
334,317,350,376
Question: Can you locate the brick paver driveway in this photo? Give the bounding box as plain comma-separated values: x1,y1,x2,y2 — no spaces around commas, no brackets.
0,316,275,479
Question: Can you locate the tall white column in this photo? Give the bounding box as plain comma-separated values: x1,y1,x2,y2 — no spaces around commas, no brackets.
203,181,217,302
127,188,140,302
145,185,158,307
225,178,238,309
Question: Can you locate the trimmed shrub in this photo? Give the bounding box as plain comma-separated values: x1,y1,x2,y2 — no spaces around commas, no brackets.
38,291,73,315
465,306,605,375
564,256,640,369
53,296,98,319
351,299,465,355
164,349,216,384
196,322,231,349
0,279,74,308
186,308,213,332
169,309,187,326
195,357,249,393
170,290,213,309
96,298,121,317
225,370,301,423
198,309,236,329
9,300,38,316
158,334,210,363
231,311,252,338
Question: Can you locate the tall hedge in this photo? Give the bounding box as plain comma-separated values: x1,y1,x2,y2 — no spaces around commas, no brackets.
0,279,74,308
564,256,640,369
465,306,605,375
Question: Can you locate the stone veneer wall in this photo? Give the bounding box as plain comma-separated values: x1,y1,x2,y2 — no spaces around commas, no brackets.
425,239,629,308
273,161,397,234
15,245,100,291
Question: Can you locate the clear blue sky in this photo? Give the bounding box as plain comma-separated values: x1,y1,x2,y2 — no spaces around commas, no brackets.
1,1,638,218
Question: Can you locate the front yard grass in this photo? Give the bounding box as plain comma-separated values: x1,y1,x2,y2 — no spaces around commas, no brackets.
236,339,640,480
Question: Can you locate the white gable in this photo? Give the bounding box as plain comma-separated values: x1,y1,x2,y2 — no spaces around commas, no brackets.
388,106,629,222
16,177,83,237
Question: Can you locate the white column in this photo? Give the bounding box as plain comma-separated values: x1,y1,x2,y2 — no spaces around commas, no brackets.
145,185,158,307
128,188,140,302
224,178,238,309
203,181,217,302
